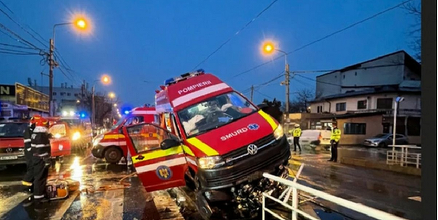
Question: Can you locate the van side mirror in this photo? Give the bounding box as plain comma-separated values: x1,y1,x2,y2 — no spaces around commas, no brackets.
257,103,268,109
160,139,181,150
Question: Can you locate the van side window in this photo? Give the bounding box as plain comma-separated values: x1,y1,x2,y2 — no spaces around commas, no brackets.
126,124,173,154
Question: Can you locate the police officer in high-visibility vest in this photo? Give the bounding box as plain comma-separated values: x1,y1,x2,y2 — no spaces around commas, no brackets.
328,122,341,162
292,124,302,151
22,117,36,193
30,115,51,204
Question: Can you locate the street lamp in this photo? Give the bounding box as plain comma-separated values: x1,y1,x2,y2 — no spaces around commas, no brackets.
261,41,291,135
392,97,405,146
108,92,116,99
91,75,111,127
48,16,89,116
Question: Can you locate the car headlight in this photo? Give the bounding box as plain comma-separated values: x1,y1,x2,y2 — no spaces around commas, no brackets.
93,134,104,146
72,131,81,141
197,156,224,169
273,125,284,140
53,133,62,139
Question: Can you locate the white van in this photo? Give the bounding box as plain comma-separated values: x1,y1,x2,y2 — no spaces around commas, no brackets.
288,129,331,148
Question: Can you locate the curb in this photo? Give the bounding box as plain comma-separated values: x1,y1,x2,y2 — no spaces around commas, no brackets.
340,157,421,176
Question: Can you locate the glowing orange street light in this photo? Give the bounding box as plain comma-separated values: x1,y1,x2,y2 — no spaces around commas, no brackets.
261,41,276,55
76,19,86,29
108,92,116,99
101,75,111,85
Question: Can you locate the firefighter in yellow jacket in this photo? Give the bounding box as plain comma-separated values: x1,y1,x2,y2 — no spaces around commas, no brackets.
292,124,302,151
328,122,341,162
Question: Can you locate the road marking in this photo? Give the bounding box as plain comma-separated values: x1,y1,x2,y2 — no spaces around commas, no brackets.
408,196,421,202
0,192,29,217
50,190,80,220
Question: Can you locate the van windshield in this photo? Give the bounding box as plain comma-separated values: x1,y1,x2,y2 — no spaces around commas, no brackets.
177,92,257,137
111,116,126,130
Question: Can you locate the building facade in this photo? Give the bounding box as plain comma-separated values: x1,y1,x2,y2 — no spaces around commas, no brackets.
309,51,421,144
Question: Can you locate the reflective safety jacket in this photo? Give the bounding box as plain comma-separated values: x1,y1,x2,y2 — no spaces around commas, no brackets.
330,128,341,142
292,128,302,137
31,126,51,157
23,125,33,153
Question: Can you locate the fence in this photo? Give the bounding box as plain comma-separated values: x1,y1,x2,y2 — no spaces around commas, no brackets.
262,172,408,220
387,145,421,168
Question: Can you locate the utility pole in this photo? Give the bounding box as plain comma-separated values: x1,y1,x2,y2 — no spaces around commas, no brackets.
285,64,290,135
250,85,254,102
48,39,55,116
92,86,95,127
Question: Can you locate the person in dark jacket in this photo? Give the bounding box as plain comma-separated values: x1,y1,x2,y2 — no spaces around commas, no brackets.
30,115,51,204
22,118,35,193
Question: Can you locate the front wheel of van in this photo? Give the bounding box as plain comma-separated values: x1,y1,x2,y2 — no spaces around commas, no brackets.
104,147,122,164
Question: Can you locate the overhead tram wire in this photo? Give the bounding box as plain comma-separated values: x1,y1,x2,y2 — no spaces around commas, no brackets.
227,0,413,81
192,0,279,70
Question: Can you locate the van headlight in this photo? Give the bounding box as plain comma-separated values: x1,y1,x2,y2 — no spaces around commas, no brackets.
197,156,224,169
72,131,81,141
273,125,284,140
93,134,104,146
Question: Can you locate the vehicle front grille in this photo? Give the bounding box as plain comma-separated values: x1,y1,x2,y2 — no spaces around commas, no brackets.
223,134,276,163
0,147,23,153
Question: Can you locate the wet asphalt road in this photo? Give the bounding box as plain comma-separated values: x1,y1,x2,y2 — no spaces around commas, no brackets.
289,145,422,220
0,145,422,220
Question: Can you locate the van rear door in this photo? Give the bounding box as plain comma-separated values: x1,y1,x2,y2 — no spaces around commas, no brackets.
123,123,188,192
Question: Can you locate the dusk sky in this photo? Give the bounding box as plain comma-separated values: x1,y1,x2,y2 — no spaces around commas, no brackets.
1,0,419,107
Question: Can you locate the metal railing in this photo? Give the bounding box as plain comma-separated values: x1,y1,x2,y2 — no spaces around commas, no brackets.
262,171,408,220
387,145,421,168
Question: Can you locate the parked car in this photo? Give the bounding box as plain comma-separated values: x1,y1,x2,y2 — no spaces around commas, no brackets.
0,120,28,166
363,133,409,148
287,129,331,148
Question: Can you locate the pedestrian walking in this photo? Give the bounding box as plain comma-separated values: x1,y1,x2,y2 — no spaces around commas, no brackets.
22,117,35,193
292,124,302,151
328,122,341,162
30,115,51,205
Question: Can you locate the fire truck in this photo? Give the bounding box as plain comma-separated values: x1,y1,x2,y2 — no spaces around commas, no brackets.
122,70,291,219
91,107,157,164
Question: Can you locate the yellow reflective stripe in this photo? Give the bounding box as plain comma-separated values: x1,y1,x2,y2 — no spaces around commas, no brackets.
131,146,184,164
104,134,125,139
182,145,195,156
258,110,278,130
22,181,32,186
186,138,218,156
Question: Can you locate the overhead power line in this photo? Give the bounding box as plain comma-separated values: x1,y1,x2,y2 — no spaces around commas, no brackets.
0,7,48,48
0,22,45,53
228,0,412,80
192,0,279,70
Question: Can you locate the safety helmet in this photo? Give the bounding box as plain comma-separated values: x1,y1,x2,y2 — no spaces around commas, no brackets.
31,115,49,127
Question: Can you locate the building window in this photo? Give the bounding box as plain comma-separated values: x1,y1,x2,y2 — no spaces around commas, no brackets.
407,117,421,136
53,92,57,95
317,106,323,113
357,100,367,109
343,123,366,135
336,102,346,112
67,93,71,96
377,98,393,109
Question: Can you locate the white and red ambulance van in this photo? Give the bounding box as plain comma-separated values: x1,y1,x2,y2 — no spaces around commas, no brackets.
123,70,290,219
91,106,157,163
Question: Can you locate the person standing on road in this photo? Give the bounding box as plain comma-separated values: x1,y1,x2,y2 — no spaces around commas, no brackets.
22,117,36,193
30,115,51,204
292,124,302,151
328,122,341,162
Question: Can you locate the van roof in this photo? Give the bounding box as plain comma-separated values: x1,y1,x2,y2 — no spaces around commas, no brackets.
155,73,233,112
130,107,156,115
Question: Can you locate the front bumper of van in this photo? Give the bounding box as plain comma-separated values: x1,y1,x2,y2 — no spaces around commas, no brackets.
197,135,290,200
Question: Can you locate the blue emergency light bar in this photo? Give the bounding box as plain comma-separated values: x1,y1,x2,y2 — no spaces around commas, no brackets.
164,69,206,86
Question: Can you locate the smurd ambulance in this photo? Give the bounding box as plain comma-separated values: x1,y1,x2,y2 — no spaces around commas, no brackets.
91,106,157,163
123,70,291,219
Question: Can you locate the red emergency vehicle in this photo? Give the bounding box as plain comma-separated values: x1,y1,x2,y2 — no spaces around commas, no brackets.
123,70,291,219
91,107,157,163
0,119,28,166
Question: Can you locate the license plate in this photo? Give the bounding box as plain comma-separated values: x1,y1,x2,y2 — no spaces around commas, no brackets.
0,156,18,160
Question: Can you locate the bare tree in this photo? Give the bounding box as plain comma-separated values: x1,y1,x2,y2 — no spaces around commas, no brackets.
402,1,421,62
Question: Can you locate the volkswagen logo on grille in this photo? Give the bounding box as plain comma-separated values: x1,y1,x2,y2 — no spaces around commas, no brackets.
6,148,13,153
247,144,258,155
